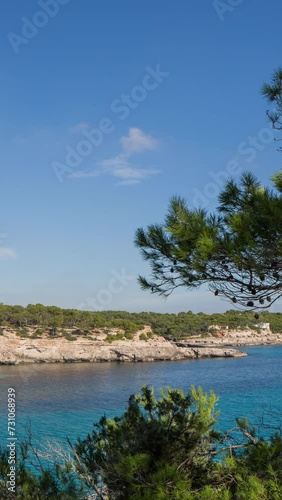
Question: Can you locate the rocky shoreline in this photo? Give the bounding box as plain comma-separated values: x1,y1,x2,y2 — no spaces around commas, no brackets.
1,326,281,365
0,329,247,365
181,329,282,348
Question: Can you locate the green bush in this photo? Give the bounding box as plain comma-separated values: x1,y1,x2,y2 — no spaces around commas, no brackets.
124,331,134,340
17,328,29,338
105,333,124,343
0,385,282,498
63,332,77,342
139,333,148,341
72,385,282,499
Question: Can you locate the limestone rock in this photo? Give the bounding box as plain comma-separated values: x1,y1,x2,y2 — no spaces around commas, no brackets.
0,330,246,364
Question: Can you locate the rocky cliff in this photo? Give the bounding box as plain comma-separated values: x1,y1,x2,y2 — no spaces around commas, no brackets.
180,328,282,348
0,329,246,365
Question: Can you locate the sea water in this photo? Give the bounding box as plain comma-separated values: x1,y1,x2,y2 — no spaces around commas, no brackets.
0,345,281,449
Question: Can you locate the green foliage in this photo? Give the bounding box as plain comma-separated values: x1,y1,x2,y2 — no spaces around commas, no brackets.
0,385,282,498
139,333,148,341
124,331,134,340
261,67,282,144
0,303,282,341
0,440,86,499
63,332,77,342
17,328,30,338
105,333,124,343
135,172,282,312
48,328,58,337
71,385,282,498
108,318,141,334
73,385,221,498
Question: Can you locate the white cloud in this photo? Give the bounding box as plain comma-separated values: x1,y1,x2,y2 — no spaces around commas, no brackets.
99,156,128,169
98,128,160,185
0,247,17,260
68,128,161,185
120,128,159,155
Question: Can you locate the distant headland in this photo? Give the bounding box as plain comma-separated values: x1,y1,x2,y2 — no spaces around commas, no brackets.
0,304,281,364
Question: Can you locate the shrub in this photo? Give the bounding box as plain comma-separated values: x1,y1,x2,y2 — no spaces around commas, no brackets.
105,333,124,343
48,328,58,337
17,328,29,338
73,385,221,498
63,333,77,342
73,386,282,499
1,385,282,499
124,332,134,340
139,333,148,341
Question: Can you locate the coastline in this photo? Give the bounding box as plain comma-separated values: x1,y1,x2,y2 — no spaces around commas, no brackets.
0,328,247,365
0,327,281,365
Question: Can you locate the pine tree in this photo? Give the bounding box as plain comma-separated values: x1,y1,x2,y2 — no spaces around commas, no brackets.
135,172,282,313
261,67,282,147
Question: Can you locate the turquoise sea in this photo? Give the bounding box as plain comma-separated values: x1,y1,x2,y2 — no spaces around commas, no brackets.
0,345,282,449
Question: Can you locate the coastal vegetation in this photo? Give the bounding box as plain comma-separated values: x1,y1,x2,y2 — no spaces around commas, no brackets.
261,67,282,142
1,385,282,499
0,303,282,341
135,171,282,314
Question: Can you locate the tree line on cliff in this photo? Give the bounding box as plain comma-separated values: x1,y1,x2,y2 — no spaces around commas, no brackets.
1,303,282,340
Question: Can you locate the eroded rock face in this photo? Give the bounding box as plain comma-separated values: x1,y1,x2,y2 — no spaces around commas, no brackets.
0,330,246,365
178,330,282,348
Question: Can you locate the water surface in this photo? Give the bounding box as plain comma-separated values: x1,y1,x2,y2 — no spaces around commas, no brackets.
0,346,281,447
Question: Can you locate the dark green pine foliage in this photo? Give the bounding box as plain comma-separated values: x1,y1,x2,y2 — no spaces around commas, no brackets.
73,385,221,499
135,172,282,312
261,67,282,145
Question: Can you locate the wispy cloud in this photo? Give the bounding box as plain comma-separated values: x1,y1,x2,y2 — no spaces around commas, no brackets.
67,128,161,185
99,128,160,185
0,247,17,260
99,157,126,168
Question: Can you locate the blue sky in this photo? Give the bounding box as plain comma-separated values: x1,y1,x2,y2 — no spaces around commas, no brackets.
0,0,281,313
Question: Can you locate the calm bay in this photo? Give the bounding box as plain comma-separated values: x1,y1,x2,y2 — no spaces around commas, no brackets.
0,345,282,448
